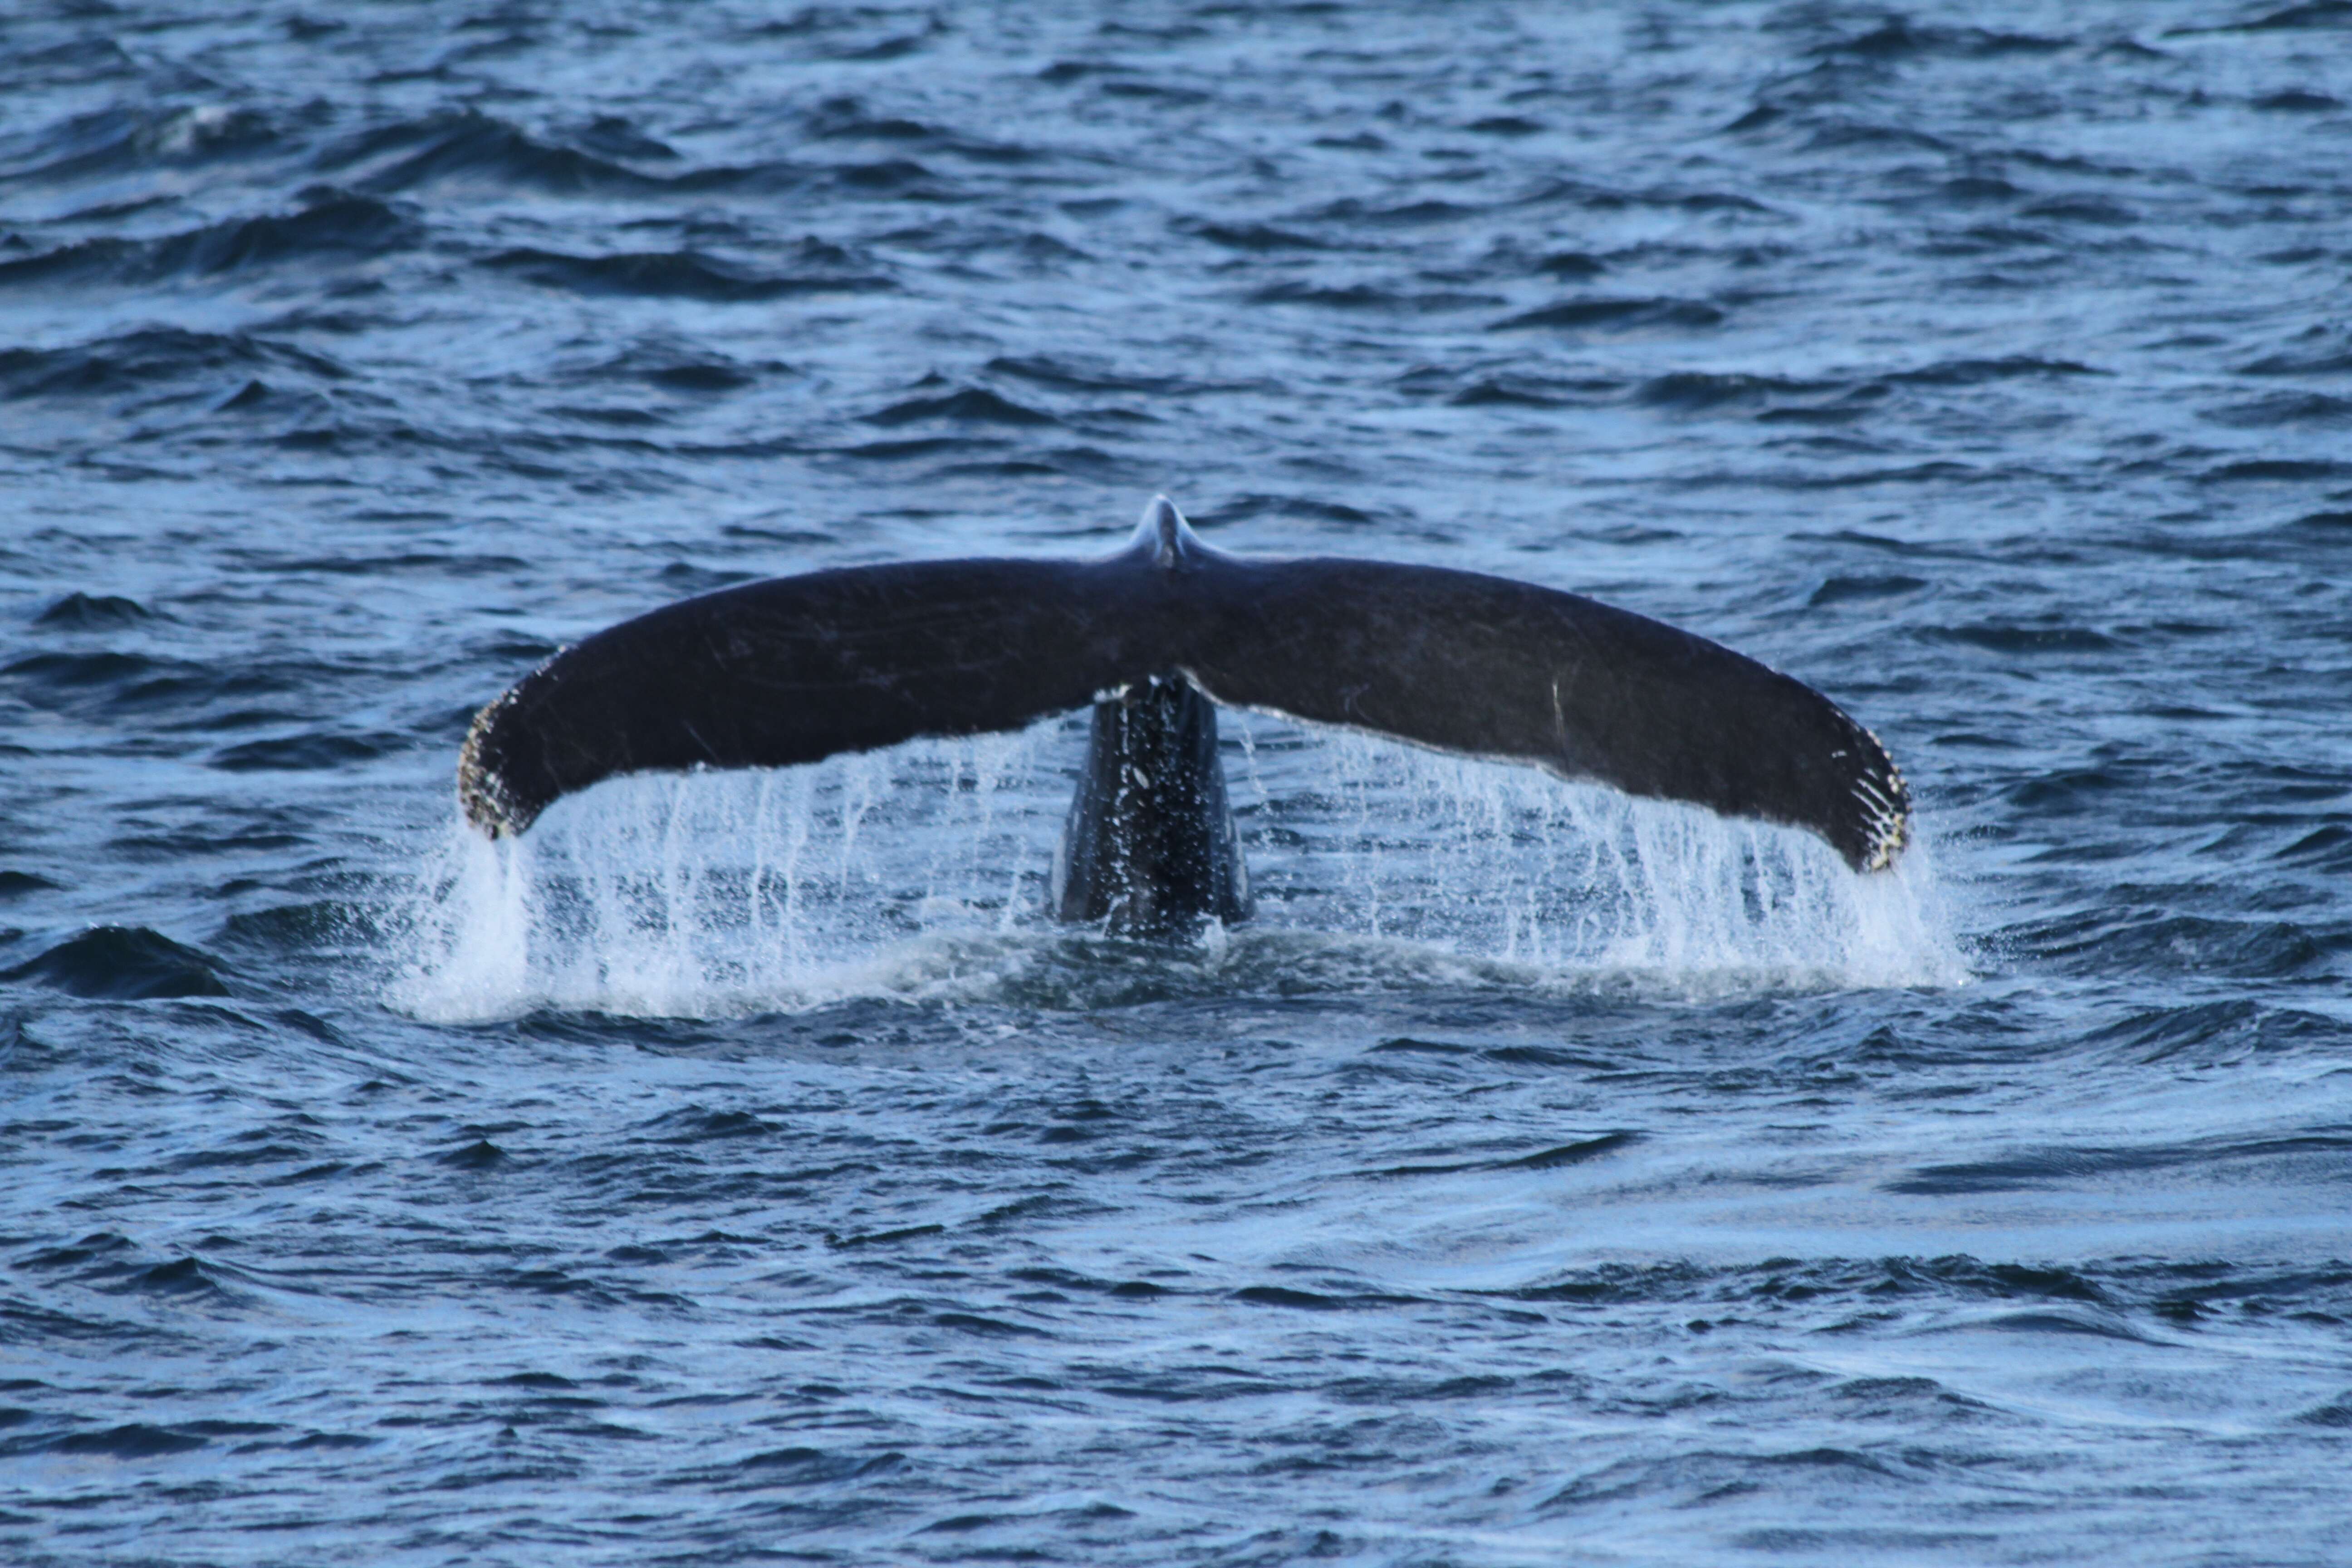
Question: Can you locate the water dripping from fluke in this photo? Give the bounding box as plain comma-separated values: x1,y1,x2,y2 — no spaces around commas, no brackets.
392,728,1964,1023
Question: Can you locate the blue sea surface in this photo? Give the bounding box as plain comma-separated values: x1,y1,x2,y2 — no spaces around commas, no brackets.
3,2,2351,1563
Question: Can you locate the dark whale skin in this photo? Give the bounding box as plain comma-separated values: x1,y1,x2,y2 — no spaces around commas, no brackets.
1051,673,1251,935
460,498,1908,892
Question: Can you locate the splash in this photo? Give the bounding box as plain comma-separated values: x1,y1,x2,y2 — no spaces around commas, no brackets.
1256,727,1964,993
393,717,1965,1021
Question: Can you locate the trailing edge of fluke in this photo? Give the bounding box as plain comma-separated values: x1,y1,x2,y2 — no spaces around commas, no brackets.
460,496,1910,916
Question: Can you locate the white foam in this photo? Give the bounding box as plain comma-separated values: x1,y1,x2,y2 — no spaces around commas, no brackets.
391,720,1966,1022
1243,724,1965,993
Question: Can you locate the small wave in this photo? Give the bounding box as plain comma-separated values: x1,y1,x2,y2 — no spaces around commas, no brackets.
1247,280,1499,313
1809,20,2073,59
0,326,347,400
805,97,931,143
1371,1130,1641,1176
1636,371,1838,412
1930,622,2119,654
2254,89,2343,112
984,355,1202,396
803,95,1033,162
2239,347,2352,376
1750,461,1989,490
1491,296,1725,332
816,157,938,195
2,103,274,185
738,1445,906,1482
1196,493,1377,526
439,1138,508,1169
2166,2,2352,35
2018,910,2337,980
654,561,758,595
821,22,943,63
7,37,136,92
1543,1446,1906,1514
1803,121,1955,154
18,1230,137,1274
2296,1395,2352,1427
1173,218,1329,252
324,109,665,195
581,340,769,392
3,926,230,1000
0,195,418,289
1,648,157,694
481,246,893,302
834,435,992,462
1514,176,1778,215
1306,196,1478,226
1886,355,2102,385
210,732,403,771
3,647,304,724
1769,385,1872,423
1969,1308,2154,1342
568,114,677,162
2205,391,2352,427
632,1106,782,1143
262,550,529,578
1916,222,2056,256
2203,458,2352,482
647,360,756,392
2019,153,2144,185
215,901,379,961
1448,377,1580,409
33,592,152,628
1101,78,1210,106
1487,254,1592,292
1889,1147,2142,1196
1938,175,2024,202
1810,574,1928,607
862,387,1058,427
1439,376,1552,409
125,1256,232,1296
2018,194,2138,226
2275,824,2352,870
43,1423,211,1459
1233,1285,1421,1311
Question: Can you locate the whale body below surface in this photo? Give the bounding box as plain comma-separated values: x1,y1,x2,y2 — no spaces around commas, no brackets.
459,497,1910,934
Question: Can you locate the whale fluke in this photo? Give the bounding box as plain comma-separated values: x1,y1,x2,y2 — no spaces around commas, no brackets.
461,497,1908,884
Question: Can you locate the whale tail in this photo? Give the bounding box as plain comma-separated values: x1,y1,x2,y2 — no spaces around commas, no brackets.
1050,672,1251,933
460,497,1908,879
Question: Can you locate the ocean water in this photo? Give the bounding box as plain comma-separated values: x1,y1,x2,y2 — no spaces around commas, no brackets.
4,1,2350,1563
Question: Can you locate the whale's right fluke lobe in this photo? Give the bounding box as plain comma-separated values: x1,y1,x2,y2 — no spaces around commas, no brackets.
459,498,1909,875
1181,555,1910,872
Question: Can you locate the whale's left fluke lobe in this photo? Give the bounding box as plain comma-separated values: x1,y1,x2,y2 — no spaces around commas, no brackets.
458,556,1141,838
460,497,1910,887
